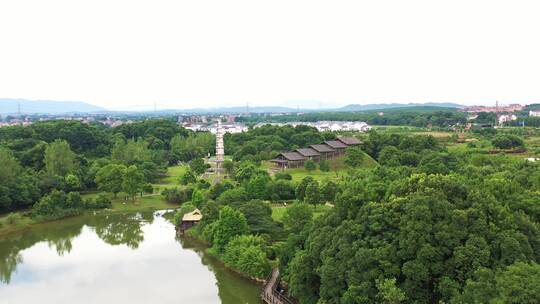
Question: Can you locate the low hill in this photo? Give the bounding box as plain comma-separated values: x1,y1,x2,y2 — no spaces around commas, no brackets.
0,99,106,114
337,102,462,112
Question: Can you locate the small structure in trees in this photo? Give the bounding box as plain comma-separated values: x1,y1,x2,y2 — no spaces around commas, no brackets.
180,208,203,234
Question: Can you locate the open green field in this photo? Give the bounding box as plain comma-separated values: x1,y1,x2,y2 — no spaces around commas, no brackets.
370,125,428,133
89,164,189,211
271,203,332,222
153,164,188,189
264,153,378,182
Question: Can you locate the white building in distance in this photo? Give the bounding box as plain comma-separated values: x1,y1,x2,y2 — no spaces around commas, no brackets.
181,122,248,134
254,121,371,132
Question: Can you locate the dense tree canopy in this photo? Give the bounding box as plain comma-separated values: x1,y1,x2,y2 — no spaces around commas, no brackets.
278,145,540,304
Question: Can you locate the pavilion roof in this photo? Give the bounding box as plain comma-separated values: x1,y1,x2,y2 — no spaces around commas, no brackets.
278,151,306,161
337,136,362,145
324,140,348,149
309,144,335,153
295,148,320,157
183,209,203,222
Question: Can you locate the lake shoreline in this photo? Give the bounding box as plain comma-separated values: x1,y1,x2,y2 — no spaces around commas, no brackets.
181,229,268,285
0,210,262,303
0,201,179,238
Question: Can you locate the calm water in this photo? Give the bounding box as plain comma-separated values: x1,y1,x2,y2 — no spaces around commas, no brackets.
0,211,260,304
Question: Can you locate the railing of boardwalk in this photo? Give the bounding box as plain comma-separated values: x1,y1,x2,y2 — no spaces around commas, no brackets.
261,268,294,304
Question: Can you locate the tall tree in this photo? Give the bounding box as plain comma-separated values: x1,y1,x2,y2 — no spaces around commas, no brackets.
295,176,314,201
44,139,78,177
190,158,209,175
304,181,321,208
282,202,313,234
0,147,21,184
122,165,145,201
95,164,127,197
320,180,338,202
111,138,152,165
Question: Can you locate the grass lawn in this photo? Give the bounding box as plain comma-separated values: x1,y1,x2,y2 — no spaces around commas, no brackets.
153,164,188,189
413,131,454,138
271,203,332,222
110,195,179,212
273,153,378,182
371,126,428,133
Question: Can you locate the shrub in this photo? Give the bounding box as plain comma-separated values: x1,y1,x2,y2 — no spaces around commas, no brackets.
202,221,218,243
5,213,23,225
304,160,316,171
142,183,153,194
162,187,192,204
94,194,112,209
180,169,197,185
492,134,524,150
223,235,271,279
212,206,249,251
274,172,292,180
319,160,330,172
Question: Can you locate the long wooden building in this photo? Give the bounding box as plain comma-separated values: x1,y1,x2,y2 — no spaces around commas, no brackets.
270,136,362,169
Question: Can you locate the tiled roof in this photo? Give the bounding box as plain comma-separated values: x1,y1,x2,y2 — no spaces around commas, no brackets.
337,136,362,145
280,151,306,161
324,140,348,149
296,148,320,157
309,144,335,153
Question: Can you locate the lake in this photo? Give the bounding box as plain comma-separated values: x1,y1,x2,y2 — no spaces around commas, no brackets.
0,211,261,303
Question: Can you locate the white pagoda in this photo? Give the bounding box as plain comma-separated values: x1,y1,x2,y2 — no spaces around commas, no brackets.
215,120,225,173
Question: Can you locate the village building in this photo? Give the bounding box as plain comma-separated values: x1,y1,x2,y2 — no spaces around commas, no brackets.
253,121,371,132
270,135,363,169
498,114,517,125
324,140,348,156
270,151,306,169
336,136,362,146
530,110,540,117
309,144,335,160
295,147,321,162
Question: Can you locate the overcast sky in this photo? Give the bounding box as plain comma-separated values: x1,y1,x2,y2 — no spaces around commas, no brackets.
1,0,539,110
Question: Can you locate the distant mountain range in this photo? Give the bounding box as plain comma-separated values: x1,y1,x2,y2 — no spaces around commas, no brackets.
157,103,463,114
0,99,106,114
336,102,463,112
0,99,463,115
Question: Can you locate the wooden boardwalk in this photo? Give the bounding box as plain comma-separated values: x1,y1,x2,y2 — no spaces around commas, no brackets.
261,268,294,304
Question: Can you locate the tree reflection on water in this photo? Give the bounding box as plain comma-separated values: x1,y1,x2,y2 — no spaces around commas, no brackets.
0,212,150,283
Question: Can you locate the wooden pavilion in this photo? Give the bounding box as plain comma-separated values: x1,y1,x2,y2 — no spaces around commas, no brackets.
180,209,203,233
270,151,306,169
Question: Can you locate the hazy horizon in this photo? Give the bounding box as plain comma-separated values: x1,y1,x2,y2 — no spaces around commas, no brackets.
1,98,536,113
2,0,540,109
